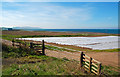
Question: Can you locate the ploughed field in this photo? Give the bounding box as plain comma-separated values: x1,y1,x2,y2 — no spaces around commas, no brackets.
20,36,119,50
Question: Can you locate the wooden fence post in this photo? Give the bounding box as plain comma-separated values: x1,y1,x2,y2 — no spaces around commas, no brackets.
80,52,83,67
42,40,45,55
12,39,15,47
97,63,102,75
24,42,26,47
89,57,92,73
30,42,33,49
19,42,22,49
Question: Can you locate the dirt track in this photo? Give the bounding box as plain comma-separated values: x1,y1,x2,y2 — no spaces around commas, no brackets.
2,39,119,67
45,49,118,67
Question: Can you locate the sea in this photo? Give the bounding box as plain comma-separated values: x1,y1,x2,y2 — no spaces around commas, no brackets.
23,29,119,34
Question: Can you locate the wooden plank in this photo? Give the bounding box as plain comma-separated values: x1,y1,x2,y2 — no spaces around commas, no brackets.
89,57,92,73
92,63,98,68
16,42,21,43
85,61,89,66
91,69,98,75
33,43,42,45
15,45,20,46
83,59,89,62
83,54,90,59
91,66,98,72
92,59,101,64
84,65,89,69
33,46,40,48
36,50,42,52
34,49,42,51
97,62,102,75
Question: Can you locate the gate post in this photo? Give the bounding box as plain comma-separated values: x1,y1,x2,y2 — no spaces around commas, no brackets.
42,40,45,55
98,63,102,75
12,39,15,47
80,52,83,67
30,42,33,49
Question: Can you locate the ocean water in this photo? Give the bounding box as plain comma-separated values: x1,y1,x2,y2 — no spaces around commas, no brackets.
24,29,119,34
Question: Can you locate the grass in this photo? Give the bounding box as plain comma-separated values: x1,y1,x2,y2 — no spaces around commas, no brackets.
2,43,120,75
2,44,85,75
2,32,116,41
45,45,76,52
2,35,21,41
2,33,120,75
2,43,36,58
2,34,120,53
2,57,83,75
101,65,120,75
45,44,120,52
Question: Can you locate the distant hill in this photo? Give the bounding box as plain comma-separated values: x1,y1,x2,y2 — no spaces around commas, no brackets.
13,27,42,30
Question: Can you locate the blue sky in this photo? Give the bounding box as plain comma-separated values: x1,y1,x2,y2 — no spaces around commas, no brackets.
1,2,118,29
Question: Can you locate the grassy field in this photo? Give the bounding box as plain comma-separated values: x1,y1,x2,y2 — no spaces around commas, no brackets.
45,45,120,53
2,31,120,52
2,43,85,75
2,43,119,75
1,31,120,75
2,30,118,41
3,31,117,36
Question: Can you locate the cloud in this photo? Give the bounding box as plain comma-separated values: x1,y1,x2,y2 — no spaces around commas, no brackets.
1,2,94,29
2,0,15,2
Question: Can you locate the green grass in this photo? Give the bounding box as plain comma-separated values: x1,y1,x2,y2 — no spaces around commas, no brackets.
91,48,120,52
2,34,120,75
2,56,84,75
45,45,76,52
45,45,120,52
2,34,119,53
2,43,36,58
2,35,21,41
2,43,120,75
2,32,116,41
101,65,119,75
2,44,85,75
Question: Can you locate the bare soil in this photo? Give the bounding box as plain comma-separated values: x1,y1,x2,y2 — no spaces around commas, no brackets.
2,39,119,67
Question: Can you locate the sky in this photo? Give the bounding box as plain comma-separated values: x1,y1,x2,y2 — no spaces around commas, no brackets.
0,2,118,29
2,0,120,2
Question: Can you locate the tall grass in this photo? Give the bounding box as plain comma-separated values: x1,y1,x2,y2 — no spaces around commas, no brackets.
2,44,85,75
2,43,36,58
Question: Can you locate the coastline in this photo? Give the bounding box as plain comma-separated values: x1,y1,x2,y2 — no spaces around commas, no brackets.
19,29,119,34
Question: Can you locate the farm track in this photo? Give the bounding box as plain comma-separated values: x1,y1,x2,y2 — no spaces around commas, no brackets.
1,39,119,67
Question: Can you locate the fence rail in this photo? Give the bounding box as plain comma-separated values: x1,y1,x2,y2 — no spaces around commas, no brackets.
80,51,102,75
12,39,45,55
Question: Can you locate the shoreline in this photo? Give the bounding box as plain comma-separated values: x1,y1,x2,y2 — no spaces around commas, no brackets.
18,29,119,34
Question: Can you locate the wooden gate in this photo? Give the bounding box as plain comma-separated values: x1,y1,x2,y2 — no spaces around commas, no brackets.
12,39,45,55
80,52,102,75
